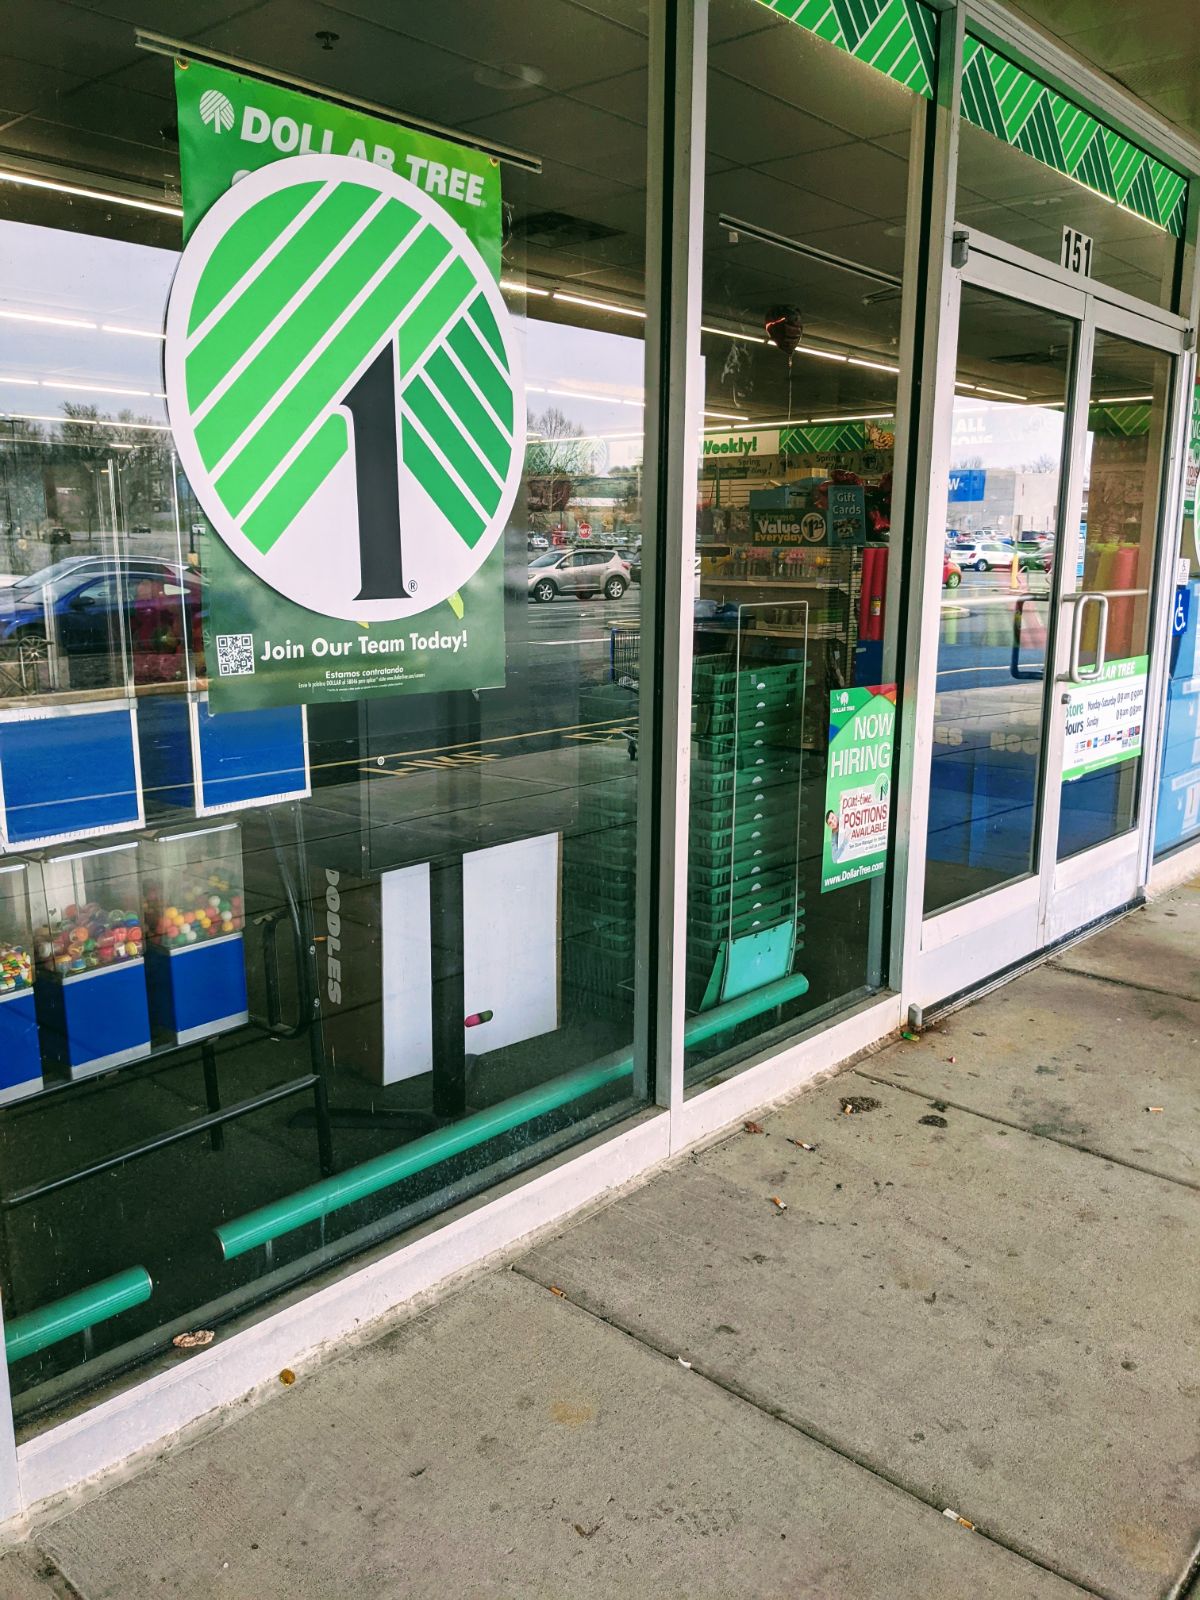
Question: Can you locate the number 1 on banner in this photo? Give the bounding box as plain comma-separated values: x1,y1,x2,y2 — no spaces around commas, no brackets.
341,342,409,602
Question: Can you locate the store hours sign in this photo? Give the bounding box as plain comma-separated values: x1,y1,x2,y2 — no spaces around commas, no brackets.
169,63,519,709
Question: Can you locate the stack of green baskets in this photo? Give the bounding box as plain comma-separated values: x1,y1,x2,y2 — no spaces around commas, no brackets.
561,771,638,1014
687,658,806,1006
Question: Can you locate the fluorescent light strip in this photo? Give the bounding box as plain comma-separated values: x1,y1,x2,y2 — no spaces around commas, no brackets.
974,385,1027,400
0,170,182,219
1095,394,1154,403
42,380,152,397
805,412,893,423
703,409,750,422
552,291,646,320
0,437,135,450
0,308,97,331
795,345,848,363
499,279,550,297
701,324,767,343
1,412,170,432
0,376,38,386
102,323,164,341
848,356,900,374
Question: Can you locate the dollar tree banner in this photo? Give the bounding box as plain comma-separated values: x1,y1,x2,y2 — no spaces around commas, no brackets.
822,684,896,893
170,62,518,709
1061,655,1148,782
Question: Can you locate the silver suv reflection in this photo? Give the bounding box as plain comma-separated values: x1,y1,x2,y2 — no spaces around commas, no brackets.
528,547,630,602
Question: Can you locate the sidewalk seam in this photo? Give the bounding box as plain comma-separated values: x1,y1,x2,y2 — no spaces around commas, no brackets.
509,1264,1103,1599
1048,964,1200,1006
852,1069,1200,1193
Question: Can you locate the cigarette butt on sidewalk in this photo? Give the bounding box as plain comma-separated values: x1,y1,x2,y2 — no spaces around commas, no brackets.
942,1508,975,1530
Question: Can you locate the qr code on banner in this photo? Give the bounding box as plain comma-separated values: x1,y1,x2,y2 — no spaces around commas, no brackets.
214,633,255,676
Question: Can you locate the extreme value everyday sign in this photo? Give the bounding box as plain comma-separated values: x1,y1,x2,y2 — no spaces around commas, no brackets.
169,62,519,709
822,684,896,893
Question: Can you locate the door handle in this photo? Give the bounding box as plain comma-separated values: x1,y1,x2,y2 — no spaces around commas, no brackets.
1067,592,1109,684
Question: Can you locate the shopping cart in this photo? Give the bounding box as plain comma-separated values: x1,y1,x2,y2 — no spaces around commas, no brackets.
609,626,639,759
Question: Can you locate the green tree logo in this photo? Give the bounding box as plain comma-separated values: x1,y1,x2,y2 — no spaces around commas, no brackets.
165,155,523,622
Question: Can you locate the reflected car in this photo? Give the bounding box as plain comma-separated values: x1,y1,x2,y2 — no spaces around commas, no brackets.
613,547,641,582
957,539,1036,572
0,556,200,683
528,548,630,602
526,533,549,551
943,554,962,588
1015,538,1053,572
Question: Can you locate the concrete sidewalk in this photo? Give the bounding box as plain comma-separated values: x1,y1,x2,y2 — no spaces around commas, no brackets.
5,884,1200,1600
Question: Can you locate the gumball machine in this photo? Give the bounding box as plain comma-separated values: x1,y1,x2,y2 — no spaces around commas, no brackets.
31,841,151,1079
142,822,248,1045
0,861,41,1100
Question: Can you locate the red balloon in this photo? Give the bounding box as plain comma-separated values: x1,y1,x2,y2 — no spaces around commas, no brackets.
764,305,804,355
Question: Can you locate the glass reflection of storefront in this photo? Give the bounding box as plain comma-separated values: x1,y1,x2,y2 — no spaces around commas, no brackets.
0,0,1193,1506
0,2,660,1428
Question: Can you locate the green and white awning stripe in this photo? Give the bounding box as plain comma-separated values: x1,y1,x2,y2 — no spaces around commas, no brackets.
1089,402,1152,436
183,177,512,557
780,419,891,453
754,0,936,98
754,3,1186,240
961,37,1187,237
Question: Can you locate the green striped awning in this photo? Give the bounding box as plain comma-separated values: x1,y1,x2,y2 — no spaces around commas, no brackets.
961,37,1186,237
754,0,936,98
753,3,1187,239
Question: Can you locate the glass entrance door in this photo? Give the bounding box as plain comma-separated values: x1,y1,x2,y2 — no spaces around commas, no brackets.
913,232,1187,1005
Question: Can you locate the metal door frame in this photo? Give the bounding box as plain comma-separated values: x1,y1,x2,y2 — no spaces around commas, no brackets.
906,226,1192,1009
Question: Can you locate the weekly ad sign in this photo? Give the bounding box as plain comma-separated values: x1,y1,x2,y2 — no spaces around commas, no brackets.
1062,655,1148,781
822,685,896,893
169,62,519,709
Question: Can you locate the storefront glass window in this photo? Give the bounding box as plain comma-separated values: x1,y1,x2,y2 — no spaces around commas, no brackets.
924,289,1072,915
1155,381,1200,856
1057,331,1172,859
0,2,659,1424
685,2,926,1083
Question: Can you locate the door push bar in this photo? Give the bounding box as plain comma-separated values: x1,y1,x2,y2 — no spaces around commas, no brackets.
1065,592,1109,685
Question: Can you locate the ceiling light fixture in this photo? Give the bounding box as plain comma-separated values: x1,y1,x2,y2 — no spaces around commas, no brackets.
805,412,894,423
701,324,766,343
703,409,750,422
552,292,646,319
974,385,1027,400
0,170,182,218
102,324,165,340
0,376,38,386
847,356,900,374
794,345,848,363
42,380,152,397
0,308,97,332
499,279,551,297
1,412,170,431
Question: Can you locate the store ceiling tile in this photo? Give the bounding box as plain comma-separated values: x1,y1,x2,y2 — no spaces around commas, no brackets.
758,140,912,221
704,164,874,235
707,70,854,166
325,0,649,89
564,68,649,127
711,14,921,142
1005,0,1200,147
